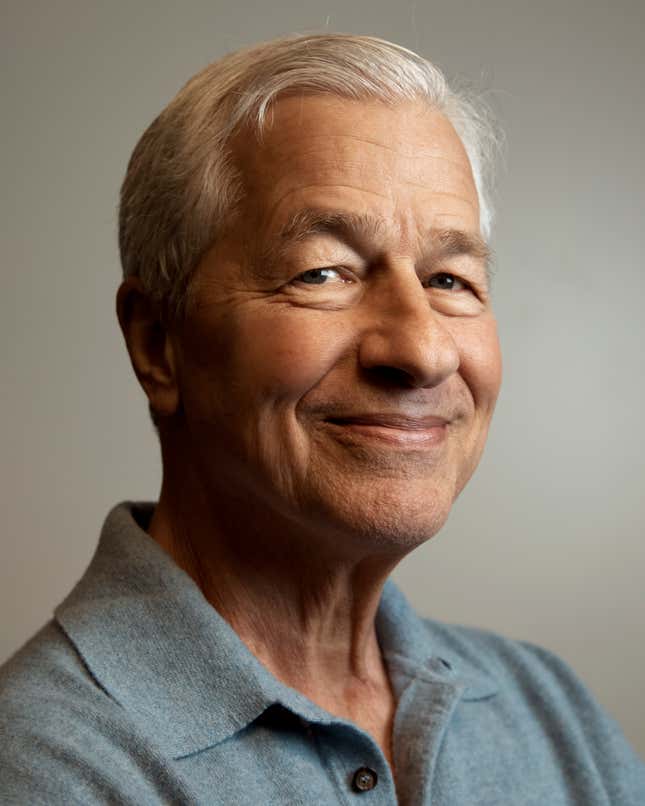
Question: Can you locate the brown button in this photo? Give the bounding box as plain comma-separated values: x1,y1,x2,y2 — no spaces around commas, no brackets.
352,766,378,792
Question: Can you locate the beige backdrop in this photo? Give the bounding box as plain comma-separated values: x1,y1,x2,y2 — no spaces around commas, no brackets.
2,0,644,758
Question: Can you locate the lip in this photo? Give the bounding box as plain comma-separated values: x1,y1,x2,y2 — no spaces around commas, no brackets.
324,413,450,447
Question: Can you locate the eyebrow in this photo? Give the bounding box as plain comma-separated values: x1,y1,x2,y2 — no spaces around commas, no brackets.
278,208,387,245
258,207,493,284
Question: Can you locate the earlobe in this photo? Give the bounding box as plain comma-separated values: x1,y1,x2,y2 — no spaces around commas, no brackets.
116,277,180,417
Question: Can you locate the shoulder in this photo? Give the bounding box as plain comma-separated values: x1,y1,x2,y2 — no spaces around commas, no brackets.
0,622,179,805
2,619,102,700
422,617,610,712
421,617,645,798
423,617,583,687
422,617,607,716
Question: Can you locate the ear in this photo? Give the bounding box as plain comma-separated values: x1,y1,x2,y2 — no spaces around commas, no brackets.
116,277,180,419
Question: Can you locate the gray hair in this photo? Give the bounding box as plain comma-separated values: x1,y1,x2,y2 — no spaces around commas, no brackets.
119,33,501,326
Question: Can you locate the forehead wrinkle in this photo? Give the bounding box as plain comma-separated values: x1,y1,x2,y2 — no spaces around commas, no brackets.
292,133,468,165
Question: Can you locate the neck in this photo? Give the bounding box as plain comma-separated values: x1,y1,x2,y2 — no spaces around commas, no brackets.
147,449,404,737
152,486,398,687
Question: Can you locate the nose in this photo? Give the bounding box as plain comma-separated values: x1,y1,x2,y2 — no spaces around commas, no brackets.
358,268,460,389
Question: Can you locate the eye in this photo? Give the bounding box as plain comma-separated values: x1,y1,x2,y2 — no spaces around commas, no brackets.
425,272,468,291
294,267,343,285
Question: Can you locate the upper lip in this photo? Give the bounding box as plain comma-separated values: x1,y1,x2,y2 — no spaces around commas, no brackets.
325,413,450,429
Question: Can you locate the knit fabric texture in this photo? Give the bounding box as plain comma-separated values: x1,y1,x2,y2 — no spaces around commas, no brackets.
1,501,644,805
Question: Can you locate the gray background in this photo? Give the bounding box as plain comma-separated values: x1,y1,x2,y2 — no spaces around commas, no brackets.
2,0,644,757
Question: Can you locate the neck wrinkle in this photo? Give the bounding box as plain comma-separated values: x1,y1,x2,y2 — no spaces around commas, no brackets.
148,464,401,703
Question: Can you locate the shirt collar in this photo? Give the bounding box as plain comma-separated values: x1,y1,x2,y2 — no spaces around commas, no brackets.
376,578,499,704
55,501,497,760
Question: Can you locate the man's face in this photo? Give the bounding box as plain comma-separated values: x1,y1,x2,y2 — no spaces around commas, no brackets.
170,95,502,554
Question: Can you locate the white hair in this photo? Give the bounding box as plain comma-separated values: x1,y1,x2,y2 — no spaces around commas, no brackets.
119,33,501,323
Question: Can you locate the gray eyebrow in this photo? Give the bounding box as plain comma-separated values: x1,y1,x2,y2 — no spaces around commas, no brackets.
278,208,387,244
253,208,385,274
258,207,493,285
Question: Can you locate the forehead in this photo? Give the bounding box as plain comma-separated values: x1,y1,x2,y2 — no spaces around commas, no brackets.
230,94,480,241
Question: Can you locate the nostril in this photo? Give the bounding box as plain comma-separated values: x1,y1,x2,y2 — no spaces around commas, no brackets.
362,364,421,389
358,323,460,389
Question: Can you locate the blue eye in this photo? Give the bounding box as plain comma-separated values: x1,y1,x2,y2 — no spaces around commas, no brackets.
427,272,467,291
296,268,341,285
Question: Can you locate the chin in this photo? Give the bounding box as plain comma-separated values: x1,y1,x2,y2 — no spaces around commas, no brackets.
299,479,456,557
355,501,451,553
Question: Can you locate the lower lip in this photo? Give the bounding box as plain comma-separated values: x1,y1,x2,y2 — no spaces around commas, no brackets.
326,421,448,447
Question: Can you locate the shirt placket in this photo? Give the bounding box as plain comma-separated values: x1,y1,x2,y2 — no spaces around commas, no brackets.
390,669,466,806
303,718,399,805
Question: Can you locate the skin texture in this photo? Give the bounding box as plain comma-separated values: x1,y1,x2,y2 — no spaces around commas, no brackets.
117,95,502,772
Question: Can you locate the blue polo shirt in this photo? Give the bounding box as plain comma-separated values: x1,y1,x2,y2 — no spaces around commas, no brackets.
1,501,643,804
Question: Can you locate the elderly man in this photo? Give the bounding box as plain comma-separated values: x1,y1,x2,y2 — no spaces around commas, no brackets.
1,33,644,805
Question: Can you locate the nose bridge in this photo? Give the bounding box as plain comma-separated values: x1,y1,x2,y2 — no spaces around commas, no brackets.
359,265,460,387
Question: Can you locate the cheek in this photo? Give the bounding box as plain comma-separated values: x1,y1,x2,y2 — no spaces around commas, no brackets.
226,307,353,404
258,333,325,397
449,315,502,412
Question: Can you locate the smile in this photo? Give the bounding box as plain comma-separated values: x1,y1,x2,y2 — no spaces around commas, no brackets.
324,414,450,447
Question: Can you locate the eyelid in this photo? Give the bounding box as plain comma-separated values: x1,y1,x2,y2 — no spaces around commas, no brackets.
434,253,490,286
291,265,354,284
423,271,469,290
426,271,492,308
